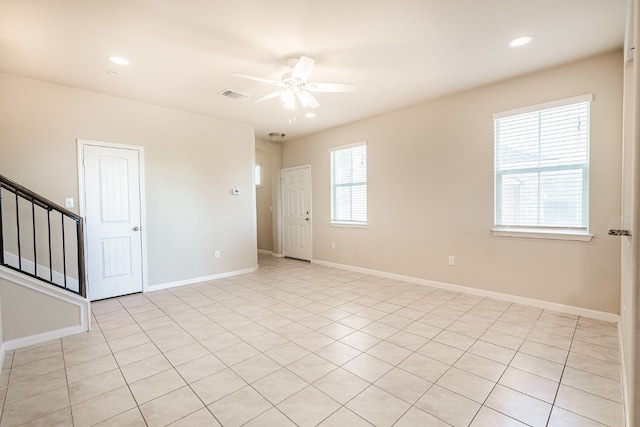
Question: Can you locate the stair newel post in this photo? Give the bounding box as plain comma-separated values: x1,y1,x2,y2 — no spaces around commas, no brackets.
76,218,86,298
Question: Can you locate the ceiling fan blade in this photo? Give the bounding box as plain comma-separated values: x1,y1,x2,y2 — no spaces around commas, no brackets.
292,56,314,81
306,82,358,93
280,90,296,109
233,72,282,86
254,91,282,103
296,90,320,109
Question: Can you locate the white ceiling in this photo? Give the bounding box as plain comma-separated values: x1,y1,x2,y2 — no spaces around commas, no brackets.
0,0,627,141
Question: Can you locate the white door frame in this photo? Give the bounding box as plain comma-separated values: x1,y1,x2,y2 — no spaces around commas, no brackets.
281,165,312,261
77,139,148,298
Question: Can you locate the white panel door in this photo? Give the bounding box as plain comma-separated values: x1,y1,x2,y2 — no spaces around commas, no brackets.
83,145,143,300
282,166,312,261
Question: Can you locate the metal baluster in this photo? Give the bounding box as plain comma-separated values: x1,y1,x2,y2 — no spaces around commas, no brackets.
76,218,85,296
15,192,21,270
0,187,4,265
32,198,37,277
61,215,67,289
0,175,86,298
47,208,53,282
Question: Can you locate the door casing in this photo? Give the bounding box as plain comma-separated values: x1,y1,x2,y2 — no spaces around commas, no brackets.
281,165,312,261
77,139,148,300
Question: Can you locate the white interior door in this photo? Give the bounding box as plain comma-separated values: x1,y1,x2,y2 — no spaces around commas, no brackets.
82,144,144,300
282,166,312,261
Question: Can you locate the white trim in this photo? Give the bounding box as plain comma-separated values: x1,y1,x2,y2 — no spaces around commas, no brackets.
493,94,594,119
311,258,619,323
0,345,5,372
280,164,313,176
4,326,83,351
146,265,258,292
258,249,285,258
491,229,594,242
624,0,635,63
328,140,367,152
77,139,149,299
330,222,369,229
2,251,80,292
619,321,630,427
0,265,91,334
280,165,313,261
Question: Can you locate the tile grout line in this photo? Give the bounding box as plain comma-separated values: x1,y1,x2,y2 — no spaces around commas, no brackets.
92,302,151,426
119,293,224,426
3,255,624,427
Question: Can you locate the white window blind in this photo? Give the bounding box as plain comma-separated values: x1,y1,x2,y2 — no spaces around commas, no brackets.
255,164,261,186
331,143,367,224
494,95,591,232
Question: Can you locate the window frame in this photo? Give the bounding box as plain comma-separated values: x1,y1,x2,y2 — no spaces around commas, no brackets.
330,141,368,227
492,94,594,241
255,163,262,188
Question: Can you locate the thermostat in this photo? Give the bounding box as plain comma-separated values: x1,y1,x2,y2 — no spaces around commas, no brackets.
232,188,241,195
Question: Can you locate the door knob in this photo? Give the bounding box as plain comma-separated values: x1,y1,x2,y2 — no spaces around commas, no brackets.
133,226,140,231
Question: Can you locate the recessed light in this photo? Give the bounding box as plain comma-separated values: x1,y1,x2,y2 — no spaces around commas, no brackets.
305,112,316,118
509,35,533,48
109,56,129,66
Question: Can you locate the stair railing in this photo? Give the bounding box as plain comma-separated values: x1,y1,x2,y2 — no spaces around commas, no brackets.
0,174,86,297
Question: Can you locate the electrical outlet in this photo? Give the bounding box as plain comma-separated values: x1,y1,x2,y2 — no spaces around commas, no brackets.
215,250,220,259
331,242,336,250
448,256,455,266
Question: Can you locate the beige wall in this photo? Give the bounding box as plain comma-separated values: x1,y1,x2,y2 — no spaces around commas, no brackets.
255,148,273,252
0,277,79,341
282,50,623,313
256,139,283,255
0,73,257,286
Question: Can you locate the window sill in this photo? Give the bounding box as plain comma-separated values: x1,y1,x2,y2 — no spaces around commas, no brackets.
331,222,369,229
491,228,593,242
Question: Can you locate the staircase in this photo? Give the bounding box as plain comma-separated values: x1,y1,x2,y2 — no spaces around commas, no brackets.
0,174,90,351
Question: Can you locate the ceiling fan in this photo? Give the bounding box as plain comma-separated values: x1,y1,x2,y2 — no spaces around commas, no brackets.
233,56,357,109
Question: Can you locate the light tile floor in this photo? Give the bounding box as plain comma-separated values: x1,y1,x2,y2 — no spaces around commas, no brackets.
0,255,625,426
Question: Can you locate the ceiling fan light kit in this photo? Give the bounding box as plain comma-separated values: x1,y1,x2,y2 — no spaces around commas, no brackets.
233,56,357,110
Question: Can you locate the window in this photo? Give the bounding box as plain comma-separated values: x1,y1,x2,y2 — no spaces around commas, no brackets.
255,163,261,187
493,95,592,238
330,142,367,225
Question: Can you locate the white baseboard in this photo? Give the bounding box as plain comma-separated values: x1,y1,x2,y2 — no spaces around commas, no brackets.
311,259,619,323
0,344,5,374
257,249,284,258
146,265,259,292
4,325,84,351
3,251,79,293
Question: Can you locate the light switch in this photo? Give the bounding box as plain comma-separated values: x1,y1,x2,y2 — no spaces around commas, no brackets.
64,198,74,209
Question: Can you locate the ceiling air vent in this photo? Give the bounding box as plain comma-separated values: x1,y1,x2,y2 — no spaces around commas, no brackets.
219,89,250,101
